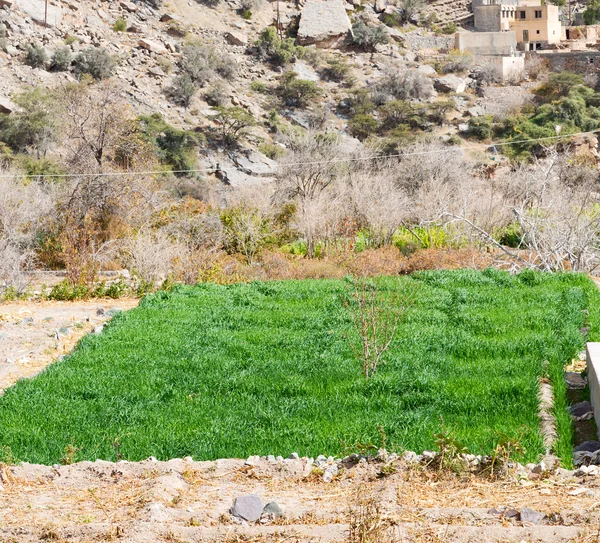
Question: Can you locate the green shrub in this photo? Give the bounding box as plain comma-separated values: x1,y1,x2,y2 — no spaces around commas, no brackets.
535,72,584,102
584,0,600,24
348,113,378,141
393,225,450,254
258,142,286,159
442,22,457,34
250,80,268,92
255,27,302,66
467,115,494,140
180,44,236,84
440,50,473,74
51,46,72,71
241,8,252,19
277,71,320,107
74,46,115,79
496,222,523,248
321,58,353,84
214,106,256,146
25,43,48,68
113,17,127,31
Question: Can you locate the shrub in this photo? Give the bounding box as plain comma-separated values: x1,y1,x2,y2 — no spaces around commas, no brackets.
74,46,115,79
214,106,256,145
278,71,321,107
221,206,271,264
525,54,548,81
441,50,473,74
321,58,353,84
584,0,600,24
442,22,457,34
375,69,435,102
50,46,72,71
381,11,403,28
138,113,202,170
535,72,584,102
258,142,286,159
167,74,196,106
113,17,127,32
348,113,378,141
467,115,494,140
379,100,424,130
397,0,425,23
180,44,236,84
250,80,268,92
255,26,301,66
25,43,48,68
205,81,229,106
351,21,389,51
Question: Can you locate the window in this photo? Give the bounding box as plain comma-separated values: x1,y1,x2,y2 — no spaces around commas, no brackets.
519,10,526,18
534,9,542,18
536,29,540,34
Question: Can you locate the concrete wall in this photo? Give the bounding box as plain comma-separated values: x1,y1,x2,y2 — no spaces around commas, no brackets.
455,30,517,55
587,343,600,437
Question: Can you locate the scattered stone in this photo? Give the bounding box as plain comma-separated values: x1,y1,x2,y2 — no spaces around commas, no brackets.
120,0,138,12
16,0,62,25
230,494,264,522
570,401,593,420
0,97,16,114
288,452,299,460
267,455,276,462
520,507,546,525
297,0,352,48
245,455,260,466
434,74,467,94
416,64,437,76
93,325,104,335
225,30,248,46
262,501,283,519
565,372,587,389
138,38,168,55
575,441,600,453
160,12,175,22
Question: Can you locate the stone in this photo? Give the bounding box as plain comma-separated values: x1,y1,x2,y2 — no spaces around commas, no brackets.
565,372,587,389
575,441,600,453
434,74,467,94
416,64,437,76
267,455,276,462
262,501,283,519
374,0,386,12
230,494,264,522
288,452,300,460
160,13,176,22
120,1,138,12
93,324,104,335
292,60,320,82
16,0,62,26
570,401,593,420
297,0,352,48
225,31,248,46
245,455,260,466
520,508,545,525
138,38,168,55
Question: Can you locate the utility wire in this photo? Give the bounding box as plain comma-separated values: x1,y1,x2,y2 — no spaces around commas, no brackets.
1,128,597,180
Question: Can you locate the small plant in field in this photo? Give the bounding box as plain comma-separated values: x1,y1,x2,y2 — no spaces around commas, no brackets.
113,17,127,31
347,486,392,543
433,424,469,473
342,277,416,379
487,429,525,478
60,443,81,465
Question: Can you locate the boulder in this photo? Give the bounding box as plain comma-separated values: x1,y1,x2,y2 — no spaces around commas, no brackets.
225,31,248,46
230,494,264,522
138,38,168,55
120,0,138,11
0,96,16,113
416,64,437,76
434,74,467,93
297,0,352,48
520,508,546,525
374,0,387,12
16,0,62,26
565,371,587,389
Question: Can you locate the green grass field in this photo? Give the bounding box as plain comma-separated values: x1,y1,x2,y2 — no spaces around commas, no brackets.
0,269,597,465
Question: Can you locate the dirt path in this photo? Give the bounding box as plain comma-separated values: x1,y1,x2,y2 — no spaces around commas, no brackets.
0,456,599,542
0,299,138,393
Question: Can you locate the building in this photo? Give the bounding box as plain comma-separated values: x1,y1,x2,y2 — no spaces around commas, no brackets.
473,0,561,50
510,4,561,49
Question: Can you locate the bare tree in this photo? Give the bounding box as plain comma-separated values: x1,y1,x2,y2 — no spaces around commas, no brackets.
342,276,415,379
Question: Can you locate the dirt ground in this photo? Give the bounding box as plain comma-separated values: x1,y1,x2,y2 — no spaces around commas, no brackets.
0,299,138,394
1,456,600,543
0,298,598,543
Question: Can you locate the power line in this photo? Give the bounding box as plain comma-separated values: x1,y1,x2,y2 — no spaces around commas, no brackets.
1,129,597,180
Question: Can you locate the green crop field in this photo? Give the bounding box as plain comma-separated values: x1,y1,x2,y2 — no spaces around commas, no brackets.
0,269,597,466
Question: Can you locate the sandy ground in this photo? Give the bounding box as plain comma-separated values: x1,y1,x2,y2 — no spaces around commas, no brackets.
1,456,600,542
0,299,139,394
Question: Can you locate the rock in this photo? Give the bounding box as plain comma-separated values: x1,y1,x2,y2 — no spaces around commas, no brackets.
225,31,248,46
575,441,600,453
555,467,575,479
93,324,104,335
374,0,387,12
565,372,587,389
0,97,15,114
0,0,13,8
267,455,276,462
570,401,593,420
262,501,283,519
245,455,260,466
297,0,352,48
160,12,175,22
138,38,168,55
416,64,437,76
288,452,300,460
16,0,62,25
230,494,264,522
434,74,467,94
520,507,546,525
96,308,105,316
120,0,138,12
292,60,320,81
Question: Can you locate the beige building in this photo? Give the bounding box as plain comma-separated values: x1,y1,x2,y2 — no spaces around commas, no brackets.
510,4,561,49
473,0,561,50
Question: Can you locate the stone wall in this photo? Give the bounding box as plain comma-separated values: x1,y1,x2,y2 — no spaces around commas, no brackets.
455,30,517,55
539,50,600,75
587,343,600,439
474,4,502,32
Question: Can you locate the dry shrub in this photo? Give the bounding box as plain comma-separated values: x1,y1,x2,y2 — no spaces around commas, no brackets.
257,250,294,280
347,486,393,543
345,247,403,277
525,54,549,81
398,248,494,274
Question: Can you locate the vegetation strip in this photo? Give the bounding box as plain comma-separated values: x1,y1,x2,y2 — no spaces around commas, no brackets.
0,269,596,466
